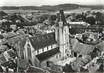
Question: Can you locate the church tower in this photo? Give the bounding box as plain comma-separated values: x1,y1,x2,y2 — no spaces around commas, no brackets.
55,10,71,59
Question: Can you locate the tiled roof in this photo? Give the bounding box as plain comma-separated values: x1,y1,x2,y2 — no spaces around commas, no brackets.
0,49,17,68
0,54,6,64
3,32,17,39
26,66,47,73
96,41,104,51
29,32,57,50
0,11,7,17
0,40,7,45
6,14,26,22
0,45,8,53
7,34,27,56
71,38,95,55
36,48,60,62
1,60,16,69
0,35,4,39
7,34,26,46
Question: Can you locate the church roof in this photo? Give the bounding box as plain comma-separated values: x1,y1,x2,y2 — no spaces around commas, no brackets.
36,48,60,62
29,32,57,50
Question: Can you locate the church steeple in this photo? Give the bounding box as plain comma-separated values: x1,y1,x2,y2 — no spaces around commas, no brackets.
59,10,67,24
55,10,71,59
55,10,67,27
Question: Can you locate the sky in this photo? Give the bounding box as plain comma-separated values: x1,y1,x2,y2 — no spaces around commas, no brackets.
0,0,104,6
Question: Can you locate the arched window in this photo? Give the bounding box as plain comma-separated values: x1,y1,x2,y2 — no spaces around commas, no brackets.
27,44,31,59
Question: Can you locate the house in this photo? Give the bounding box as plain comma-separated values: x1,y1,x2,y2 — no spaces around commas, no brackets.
0,11,7,20
0,45,8,54
0,49,16,65
71,38,95,56
68,22,90,27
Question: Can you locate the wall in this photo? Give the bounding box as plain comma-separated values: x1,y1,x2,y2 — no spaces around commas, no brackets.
40,53,61,68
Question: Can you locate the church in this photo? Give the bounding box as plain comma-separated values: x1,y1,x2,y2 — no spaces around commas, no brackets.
24,10,71,68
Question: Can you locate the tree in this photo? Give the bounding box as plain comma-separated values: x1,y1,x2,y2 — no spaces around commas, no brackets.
86,16,96,25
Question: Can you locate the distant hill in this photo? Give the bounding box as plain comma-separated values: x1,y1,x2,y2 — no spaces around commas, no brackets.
80,5,104,9
0,4,103,11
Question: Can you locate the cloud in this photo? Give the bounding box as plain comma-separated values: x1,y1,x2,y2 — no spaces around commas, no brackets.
0,0,103,6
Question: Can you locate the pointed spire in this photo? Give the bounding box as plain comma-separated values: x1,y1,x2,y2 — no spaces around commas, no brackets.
59,10,66,24
55,10,67,27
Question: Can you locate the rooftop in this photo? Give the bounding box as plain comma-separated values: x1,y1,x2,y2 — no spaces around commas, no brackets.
36,47,60,62
29,32,57,50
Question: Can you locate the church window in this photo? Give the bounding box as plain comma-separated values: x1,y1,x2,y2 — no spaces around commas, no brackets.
27,44,31,59
42,48,44,52
37,50,39,55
